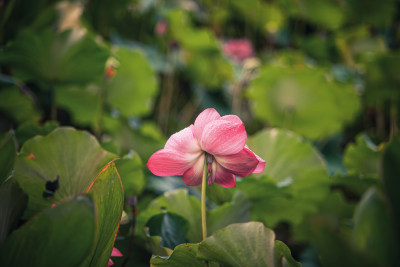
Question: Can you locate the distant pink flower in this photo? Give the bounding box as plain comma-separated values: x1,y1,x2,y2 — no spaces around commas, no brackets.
222,39,254,62
155,20,168,36
147,108,265,188
107,247,123,267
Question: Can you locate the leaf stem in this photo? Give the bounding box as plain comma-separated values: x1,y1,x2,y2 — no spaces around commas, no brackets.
201,155,208,241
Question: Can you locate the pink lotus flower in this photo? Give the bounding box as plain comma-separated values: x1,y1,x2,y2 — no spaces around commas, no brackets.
147,108,265,188
222,39,254,62
155,20,168,36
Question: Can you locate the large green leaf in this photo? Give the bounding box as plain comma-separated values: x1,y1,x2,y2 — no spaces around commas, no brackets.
197,222,300,267
138,189,202,242
0,86,41,125
0,28,109,85
14,127,117,218
0,195,95,267
247,64,360,139
241,129,329,226
381,136,400,237
0,179,27,243
344,133,382,178
352,187,400,266
0,131,17,184
146,212,190,250
107,47,158,117
83,161,124,267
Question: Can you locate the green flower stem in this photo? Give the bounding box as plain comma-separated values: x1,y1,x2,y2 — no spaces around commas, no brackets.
201,155,208,241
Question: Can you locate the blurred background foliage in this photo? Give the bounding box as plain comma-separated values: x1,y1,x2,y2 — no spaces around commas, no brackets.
0,0,399,266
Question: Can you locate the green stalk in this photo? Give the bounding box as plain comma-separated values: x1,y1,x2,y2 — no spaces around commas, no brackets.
201,155,208,241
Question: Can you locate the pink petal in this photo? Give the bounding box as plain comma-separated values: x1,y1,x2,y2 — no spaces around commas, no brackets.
193,108,221,140
201,120,246,156
243,145,266,173
215,146,259,177
107,259,114,267
220,115,243,124
182,153,205,186
165,125,201,154
252,153,266,173
147,149,200,176
111,247,123,257
213,163,236,188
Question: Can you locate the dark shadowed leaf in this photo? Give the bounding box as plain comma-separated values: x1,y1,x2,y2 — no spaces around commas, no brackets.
0,87,41,125
0,179,27,243
308,215,375,267
146,212,189,250
363,53,400,105
381,136,400,236
346,0,396,27
0,131,17,184
0,195,95,267
15,121,58,146
352,188,400,266
138,189,201,243
330,174,377,198
294,191,355,242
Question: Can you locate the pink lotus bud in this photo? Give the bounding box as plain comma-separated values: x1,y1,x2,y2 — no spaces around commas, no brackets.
222,39,254,62
155,20,168,36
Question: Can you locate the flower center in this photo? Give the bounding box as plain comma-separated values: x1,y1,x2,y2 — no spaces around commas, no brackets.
206,153,213,165
206,153,217,185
